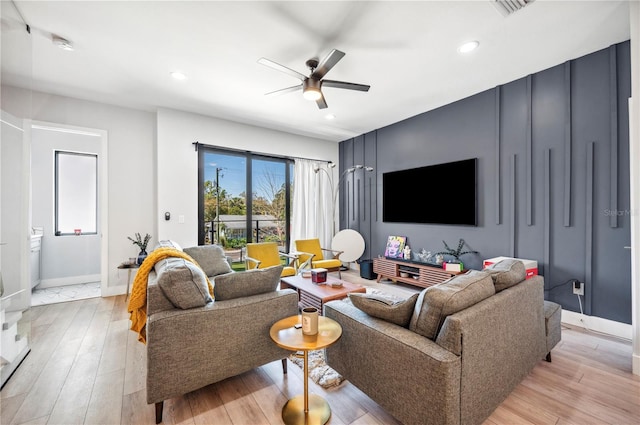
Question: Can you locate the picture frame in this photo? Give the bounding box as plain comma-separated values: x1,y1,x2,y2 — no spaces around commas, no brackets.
384,235,407,259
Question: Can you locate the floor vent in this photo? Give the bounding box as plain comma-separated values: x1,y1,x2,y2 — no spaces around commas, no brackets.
491,0,535,17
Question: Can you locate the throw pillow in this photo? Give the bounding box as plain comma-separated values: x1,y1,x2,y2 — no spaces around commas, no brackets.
483,258,526,292
156,258,213,309
213,265,283,301
183,245,232,277
409,270,495,340
349,292,419,327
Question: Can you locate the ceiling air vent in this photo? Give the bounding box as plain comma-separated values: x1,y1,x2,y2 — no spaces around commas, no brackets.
491,0,535,17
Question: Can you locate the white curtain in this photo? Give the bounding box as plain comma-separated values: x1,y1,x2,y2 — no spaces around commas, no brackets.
291,159,333,250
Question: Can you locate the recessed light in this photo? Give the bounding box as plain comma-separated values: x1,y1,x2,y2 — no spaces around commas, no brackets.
458,40,479,54
325,114,336,120
52,35,74,51
170,71,187,81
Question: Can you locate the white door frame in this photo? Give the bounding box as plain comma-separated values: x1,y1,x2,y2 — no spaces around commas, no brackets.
31,121,108,296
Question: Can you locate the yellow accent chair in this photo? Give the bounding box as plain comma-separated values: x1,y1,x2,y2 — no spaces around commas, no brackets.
244,242,298,277
294,238,344,278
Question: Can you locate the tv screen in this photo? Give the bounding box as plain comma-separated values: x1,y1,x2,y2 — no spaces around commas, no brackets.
382,158,477,226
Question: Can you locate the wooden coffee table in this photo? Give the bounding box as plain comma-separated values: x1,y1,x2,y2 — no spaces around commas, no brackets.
280,274,366,314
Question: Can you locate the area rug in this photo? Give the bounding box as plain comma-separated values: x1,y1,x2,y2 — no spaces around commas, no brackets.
288,349,345,389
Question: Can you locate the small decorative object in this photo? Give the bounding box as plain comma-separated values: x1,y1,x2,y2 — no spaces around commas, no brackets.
444,261,464,272
403,245,411,260
435,254,444,265
417,249,432,263
301,307,319,336
385,235,407,258
436,238,478,264
311,268,327,284
74,229,82,236
128,232,152,265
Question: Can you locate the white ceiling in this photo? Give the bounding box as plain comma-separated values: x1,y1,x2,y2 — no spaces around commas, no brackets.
2,0,632,142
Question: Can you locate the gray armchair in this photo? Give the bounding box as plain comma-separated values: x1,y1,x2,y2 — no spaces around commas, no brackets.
144,243,299,423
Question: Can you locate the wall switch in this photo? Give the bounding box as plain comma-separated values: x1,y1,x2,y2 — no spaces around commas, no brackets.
178,215,185,224
573,280,584,296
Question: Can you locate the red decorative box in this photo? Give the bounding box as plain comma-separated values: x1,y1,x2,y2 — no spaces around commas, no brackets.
483,256,538,279
311,268,328,284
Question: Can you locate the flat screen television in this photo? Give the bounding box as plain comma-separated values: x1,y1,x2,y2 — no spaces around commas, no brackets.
382,158,477,226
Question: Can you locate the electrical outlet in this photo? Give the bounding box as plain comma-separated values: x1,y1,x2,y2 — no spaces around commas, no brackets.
573,280,584,296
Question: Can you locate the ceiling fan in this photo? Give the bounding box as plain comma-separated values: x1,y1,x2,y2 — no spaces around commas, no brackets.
258,49,370,109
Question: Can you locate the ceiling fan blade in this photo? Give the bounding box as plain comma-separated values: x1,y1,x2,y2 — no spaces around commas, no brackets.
265,84,302,96
258,58,307,81
322,79,370,92
316,94,328,109
311,49,345,79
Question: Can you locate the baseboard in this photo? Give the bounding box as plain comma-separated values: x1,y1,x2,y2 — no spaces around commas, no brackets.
37,274,101,289
561,309,632,341
101,285,127,298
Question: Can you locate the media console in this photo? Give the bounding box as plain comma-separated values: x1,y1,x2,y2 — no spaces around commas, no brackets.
373,257,462,289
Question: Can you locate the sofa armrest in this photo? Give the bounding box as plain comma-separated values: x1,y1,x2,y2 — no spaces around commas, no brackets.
324,300,461,425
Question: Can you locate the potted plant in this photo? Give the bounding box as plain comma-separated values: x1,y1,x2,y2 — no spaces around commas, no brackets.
435,238,478,271
128,233,152,265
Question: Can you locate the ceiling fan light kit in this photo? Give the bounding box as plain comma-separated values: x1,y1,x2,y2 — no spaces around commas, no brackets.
259,48,370,109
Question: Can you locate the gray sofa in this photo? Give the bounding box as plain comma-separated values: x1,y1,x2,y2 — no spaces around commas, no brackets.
325,259,553,425
144,243,299,423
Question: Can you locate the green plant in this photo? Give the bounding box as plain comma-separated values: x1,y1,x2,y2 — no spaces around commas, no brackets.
435,238,478,263
128,233,152,252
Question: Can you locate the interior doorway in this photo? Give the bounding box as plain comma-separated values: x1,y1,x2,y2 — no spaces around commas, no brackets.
30,122,108,305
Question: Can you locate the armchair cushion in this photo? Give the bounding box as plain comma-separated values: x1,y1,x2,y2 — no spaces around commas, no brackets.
156,258,213,309
245,242,298,277
409,270,495,339
213,265,283,301
349,292,419,327
483,258,526,292
184,245,232,277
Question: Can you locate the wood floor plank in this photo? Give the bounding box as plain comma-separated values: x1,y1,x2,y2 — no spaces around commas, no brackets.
84,369,124,425
186,385,233,425
96,318,129,376
0,392,25,425
241,367,289,425
214,374,270,425
123,328,147,396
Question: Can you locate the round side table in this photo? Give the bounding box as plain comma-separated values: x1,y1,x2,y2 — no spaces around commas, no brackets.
269,315,342,425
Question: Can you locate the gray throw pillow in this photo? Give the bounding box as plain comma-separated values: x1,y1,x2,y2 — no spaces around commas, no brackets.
184,245,232,277
349,292,419,327
213,265,283,301
156,258,213,309
409,270,495,340
483,258,526,292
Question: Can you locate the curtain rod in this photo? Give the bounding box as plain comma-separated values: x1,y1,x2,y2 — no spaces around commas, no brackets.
192,141,332,164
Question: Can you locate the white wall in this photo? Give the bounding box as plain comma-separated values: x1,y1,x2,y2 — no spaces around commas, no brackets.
156,108,338,248
2,86,157,296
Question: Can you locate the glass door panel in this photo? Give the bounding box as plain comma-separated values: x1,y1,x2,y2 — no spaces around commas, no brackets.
200,150,247,266
250,158,289,250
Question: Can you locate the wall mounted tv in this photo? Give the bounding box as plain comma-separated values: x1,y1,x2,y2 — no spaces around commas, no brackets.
382,158,477,226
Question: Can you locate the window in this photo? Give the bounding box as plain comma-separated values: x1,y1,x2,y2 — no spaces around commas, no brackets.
55,151,97,235
197,146,293,265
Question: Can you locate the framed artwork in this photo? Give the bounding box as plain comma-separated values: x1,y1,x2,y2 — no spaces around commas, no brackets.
384,235,407,258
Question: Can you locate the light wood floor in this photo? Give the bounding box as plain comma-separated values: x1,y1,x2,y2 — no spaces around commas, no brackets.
2,270,639,425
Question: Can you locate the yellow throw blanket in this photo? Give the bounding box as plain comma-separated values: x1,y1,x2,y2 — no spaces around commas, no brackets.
127,247,214,344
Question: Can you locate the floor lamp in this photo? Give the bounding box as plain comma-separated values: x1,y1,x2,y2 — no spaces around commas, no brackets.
313,163,373,269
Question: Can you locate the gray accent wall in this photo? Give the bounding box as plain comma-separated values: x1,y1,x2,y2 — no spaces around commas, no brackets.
339,41,632,324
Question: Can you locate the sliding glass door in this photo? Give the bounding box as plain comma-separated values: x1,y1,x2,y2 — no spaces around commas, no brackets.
198,147,293,267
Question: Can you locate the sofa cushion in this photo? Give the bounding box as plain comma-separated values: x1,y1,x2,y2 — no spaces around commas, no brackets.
156,258,213,309
348,292,419,327
409,270,495,340
213,265,283,301
183,244,232,277
483,258,526,292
